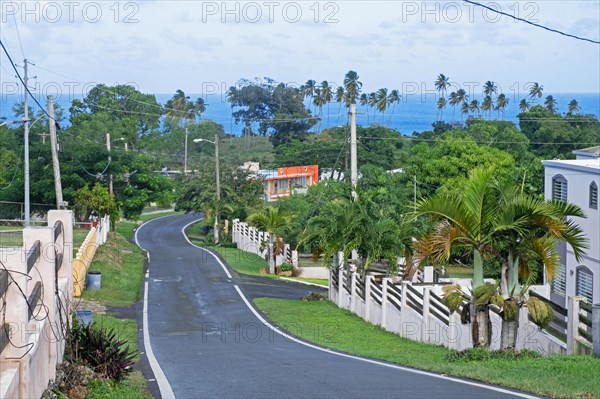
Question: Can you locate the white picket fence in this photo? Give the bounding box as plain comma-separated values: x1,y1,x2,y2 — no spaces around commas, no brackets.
231,219,298,267
330,268,586,355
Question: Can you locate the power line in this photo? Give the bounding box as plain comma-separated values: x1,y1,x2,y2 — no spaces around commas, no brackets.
11,13,25,59
464,0,600,45
0,40,54,123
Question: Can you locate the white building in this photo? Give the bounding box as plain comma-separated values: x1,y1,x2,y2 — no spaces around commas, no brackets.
543,147,600,306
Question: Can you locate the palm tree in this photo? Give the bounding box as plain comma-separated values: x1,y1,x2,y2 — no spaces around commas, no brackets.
320,81,333,125
435,74,450,98
495,93,509,119
469,99,480,117
375,88,389,123
165,90,206,126
247,207,292,274
483,81,497,99
205,199,233,244
567,99,581,115
460,102,469,122
335,86,345,125
312,88,325,132
481,96,493,119
544,95,558,113
415,168,506,347
436,97,447,121
519,99,530,113
359,93,370,123
343,70,362,106
528,82,543,101
368,92,377,121
387,89,400,124
448,91,459,121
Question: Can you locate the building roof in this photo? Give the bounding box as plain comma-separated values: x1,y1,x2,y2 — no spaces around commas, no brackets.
572,146,600,157
542,159,600,175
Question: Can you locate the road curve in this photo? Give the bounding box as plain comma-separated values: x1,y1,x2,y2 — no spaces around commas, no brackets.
135,213,537,399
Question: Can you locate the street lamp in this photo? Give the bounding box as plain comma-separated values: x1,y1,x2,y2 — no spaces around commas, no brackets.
194,135,221,242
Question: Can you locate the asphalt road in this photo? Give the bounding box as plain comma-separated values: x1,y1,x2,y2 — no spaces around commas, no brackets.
135,213,537,399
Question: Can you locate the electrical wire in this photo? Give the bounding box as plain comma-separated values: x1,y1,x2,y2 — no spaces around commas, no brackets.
464,0,600,45
11,13,25,59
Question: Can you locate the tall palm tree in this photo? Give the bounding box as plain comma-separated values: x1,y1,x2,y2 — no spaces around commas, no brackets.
436,97,447,121
165,90,206,126
495,93,509,119
448,91,459,121
335,86,345,125
483,81,497,99
519,99,530,113
528,83,543,101
375,88,389,123
247,207,292,274
343,70,362,106
312,88,325,132
460,102,469,122
469,99,480,117
320,80,333,126
205,199,233,244
303,79,317,113
481,95,493,119
435,74,450,98
544,95,558,113
359,93,370,124
387,89,400,124
567,99,581,115
368,92,377,121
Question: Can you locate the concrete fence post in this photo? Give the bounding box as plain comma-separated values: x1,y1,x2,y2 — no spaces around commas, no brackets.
365,275,372,321
338,268,344,307
399,281,408,338
381,278,389,330
567,296,585,354
593,304,600,357
350,272,357,313
422,287,431,342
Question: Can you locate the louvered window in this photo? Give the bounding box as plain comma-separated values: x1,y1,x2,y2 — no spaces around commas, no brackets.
576,267,594,303
552,263,567,297
590,182,598,209
552,175,567,202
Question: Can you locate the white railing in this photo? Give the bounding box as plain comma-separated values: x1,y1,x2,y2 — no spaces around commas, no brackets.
231,219,297,267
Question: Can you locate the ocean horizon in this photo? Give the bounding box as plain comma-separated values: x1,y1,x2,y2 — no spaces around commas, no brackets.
1,92,598,136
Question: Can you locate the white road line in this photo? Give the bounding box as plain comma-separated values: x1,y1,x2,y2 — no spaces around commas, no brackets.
181,219,233,279
135,216,178,399
232,285,539,399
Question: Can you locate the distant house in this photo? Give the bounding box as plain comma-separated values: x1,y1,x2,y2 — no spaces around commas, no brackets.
543,146,599,306
256,165,319,202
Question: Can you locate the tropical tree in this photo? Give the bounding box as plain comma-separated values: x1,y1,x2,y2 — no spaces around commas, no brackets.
567,99,581,115
343,70,362,106
483,81,498,99
495,93,509,119
528,83,543,101
312,88,325,131
387,89,401,124
544,95,558,113
320,81,333,124
481,96,493,119
461,102,470,122
448,91,459,120
435,74,451,98
165,89,206,127
436,97,447,121
468,100,480,117
375,88,389,123
247,207,292,274
302,79,317,110
519,99,530,113
335,86,345,125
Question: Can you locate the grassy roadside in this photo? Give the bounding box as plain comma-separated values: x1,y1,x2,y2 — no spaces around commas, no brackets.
79,214,174,399
254,298,600,399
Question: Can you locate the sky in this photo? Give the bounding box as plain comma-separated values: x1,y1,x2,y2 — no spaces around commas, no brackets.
0,0,599,103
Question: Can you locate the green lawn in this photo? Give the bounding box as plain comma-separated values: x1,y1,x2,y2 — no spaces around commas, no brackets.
254,298,600,399
0,224,89,249
204,245,274,278
81,232,145,307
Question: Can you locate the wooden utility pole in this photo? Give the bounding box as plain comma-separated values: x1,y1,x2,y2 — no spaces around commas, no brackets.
48,96,64,208
106,132,114,196
184,127,189,175
23,59,30,225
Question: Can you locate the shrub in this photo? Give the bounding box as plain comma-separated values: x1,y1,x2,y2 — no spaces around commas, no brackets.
446,348,541,362
66,317,136,381
279,263,293,272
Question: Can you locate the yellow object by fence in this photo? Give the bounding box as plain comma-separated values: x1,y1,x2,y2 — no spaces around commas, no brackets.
73,228,98,297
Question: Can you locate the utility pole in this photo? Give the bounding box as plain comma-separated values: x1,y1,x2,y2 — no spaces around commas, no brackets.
215,134,220,201
48,96,64,209
184,127,188,175
413,175,417,213
23,59,30,226
350,103,358,199
106,132,113,196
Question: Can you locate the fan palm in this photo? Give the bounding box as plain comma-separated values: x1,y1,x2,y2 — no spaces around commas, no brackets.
247,207,292,274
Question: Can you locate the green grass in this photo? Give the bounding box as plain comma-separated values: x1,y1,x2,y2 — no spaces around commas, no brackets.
82,232,145,307
0,225,89,248
205,245,273,278
137,211,181,222
116,221,138,241
254,298,600,399
446,265,474,279
86,314,152,399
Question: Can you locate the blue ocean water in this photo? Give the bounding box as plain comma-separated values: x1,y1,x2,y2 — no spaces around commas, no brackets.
1,92,598,135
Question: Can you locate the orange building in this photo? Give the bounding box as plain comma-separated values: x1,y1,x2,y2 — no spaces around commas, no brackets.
260,165,319,202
